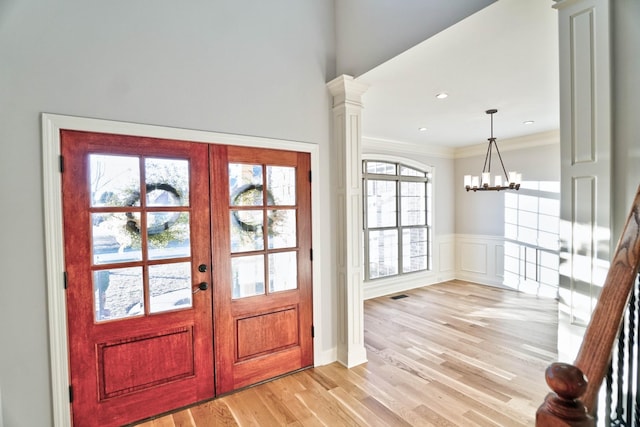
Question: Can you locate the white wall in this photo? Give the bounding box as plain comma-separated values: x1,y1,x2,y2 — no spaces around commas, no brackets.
0,2,335,426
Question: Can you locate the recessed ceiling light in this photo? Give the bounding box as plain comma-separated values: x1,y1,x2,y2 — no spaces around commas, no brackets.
523,120,535,125
435,92,448,99
418,127,428,132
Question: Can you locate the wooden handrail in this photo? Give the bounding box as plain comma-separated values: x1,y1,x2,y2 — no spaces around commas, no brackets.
536,185,640,426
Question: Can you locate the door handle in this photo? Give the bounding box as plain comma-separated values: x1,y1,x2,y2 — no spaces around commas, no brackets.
193,282,209,294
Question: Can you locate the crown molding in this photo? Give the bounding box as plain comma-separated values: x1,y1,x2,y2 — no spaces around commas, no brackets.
454,129,559,159
362,129,559,160
362,136,455,159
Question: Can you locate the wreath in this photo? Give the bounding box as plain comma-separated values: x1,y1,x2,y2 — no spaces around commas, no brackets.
125,183,182,235
231,184,276,233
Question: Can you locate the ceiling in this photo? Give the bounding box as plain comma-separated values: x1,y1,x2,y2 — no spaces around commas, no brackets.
357,0,559,149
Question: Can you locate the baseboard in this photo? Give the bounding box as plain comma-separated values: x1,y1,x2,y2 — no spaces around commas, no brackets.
364,272,447,300
314,346,338,367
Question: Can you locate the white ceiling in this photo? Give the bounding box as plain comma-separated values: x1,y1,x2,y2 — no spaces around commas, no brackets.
357,0,559,149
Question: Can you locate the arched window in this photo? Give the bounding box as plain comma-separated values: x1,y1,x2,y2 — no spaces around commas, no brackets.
363,160,432,281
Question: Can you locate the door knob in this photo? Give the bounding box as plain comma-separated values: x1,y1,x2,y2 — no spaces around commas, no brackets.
193,282,209,294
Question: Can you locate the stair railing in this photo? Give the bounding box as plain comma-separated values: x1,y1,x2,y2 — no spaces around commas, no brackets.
536,186,640,426
602,272,640,425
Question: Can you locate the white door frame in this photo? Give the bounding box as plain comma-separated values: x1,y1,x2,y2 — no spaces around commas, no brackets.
42,113,322,426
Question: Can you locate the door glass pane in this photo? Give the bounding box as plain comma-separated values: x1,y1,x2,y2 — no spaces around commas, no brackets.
231,255,265,299
145,158,190,207
367,180,397,228
149,262,192,313
93,267,144,322
268,209,296,249
229,163,263,206
269,252,297,293
145,184,183,207
402,227,428,273
230,211,264,253
368,230,398,279
147,212,191,260
90,154,140,207
266,166,295,205
401,181,426,226
92,212,143,265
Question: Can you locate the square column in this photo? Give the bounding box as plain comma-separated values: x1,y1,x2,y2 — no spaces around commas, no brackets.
327,75,369,367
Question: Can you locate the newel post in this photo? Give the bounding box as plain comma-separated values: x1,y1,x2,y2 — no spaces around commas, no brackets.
536,363,594,426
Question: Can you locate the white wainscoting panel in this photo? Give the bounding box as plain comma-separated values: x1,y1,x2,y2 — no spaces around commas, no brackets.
456,234,508,288
460,242,488,274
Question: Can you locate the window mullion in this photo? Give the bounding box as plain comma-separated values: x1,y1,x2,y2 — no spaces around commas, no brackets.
363,177,369,280
363,227,370,281
362,177,367,231
397,178,403,275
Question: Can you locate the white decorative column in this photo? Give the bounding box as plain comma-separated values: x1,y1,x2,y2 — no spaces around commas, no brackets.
327,75,369,367
553,0,612,362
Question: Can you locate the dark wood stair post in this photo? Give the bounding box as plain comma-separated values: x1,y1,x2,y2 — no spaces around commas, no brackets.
536,185,640,426
536,363,593,426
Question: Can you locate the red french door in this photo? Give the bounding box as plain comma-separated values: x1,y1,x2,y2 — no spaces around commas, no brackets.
210,145,313,394
61,130,313,426
62,130,214,426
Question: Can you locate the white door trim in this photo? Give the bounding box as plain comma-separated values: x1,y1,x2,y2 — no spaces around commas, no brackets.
42,113,322,426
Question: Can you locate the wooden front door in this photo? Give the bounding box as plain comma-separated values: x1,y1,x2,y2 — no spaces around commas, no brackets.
210,145,313,394
61,131,313,426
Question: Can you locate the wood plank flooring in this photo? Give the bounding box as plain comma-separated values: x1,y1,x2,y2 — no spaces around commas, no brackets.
133,280,558,426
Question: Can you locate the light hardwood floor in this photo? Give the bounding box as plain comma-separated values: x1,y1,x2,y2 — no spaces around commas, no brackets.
133,280,558,426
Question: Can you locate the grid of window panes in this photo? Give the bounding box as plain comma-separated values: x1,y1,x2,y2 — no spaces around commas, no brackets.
89,154,194,322
503,182,560,297
363,161,431,280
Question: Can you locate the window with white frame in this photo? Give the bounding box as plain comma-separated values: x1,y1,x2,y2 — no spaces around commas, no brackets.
363,160,432,280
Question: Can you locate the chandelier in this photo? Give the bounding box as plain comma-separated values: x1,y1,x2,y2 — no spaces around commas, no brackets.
464,109,521,192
